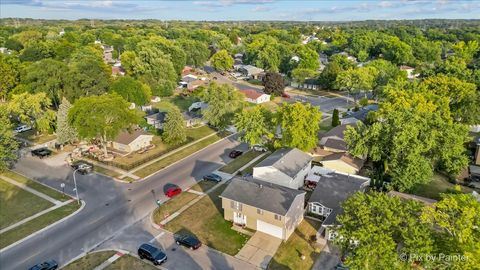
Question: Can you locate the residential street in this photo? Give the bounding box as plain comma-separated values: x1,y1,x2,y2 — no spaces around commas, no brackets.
0,135,248,270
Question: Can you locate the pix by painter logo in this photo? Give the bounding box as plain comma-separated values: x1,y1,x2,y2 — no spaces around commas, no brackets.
399,253,468,262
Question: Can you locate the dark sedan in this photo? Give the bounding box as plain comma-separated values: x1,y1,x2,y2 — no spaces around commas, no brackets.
29,260,58,270
229,150,243,158
174,234,202,250
203,173,222,182
31,148,52,159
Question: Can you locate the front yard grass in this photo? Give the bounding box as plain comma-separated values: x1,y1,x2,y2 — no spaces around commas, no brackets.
0,202,80,249
106,254,158,270
219,150,263,174
62,251,116,270
268,219,322,270
1,170,70,202
135,133,224,178
410,173,474,200
151,95,198,112
93,165,121,178
239,152,271,176
164,183,250,255
15,129,57,144
190,180,218,193
0,179,53,229
153,192,198,223
319,118,334,132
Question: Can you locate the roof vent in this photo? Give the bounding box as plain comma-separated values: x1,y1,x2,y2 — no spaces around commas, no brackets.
259,184,263,188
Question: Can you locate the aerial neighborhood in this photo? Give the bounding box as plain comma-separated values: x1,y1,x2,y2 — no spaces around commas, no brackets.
0,2,480,270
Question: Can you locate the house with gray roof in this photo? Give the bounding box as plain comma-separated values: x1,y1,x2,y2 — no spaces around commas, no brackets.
253,148,312,189
306,168,370,240
318,124,356,153
220,177,305,239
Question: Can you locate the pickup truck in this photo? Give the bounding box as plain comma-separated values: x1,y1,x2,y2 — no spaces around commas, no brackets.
31,148,52,159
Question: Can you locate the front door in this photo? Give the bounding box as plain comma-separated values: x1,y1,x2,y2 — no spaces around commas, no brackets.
233,212,247,225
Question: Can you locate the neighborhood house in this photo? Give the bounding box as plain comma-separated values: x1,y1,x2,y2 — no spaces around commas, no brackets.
220,177,305,240
236,65,265,80
240,89,271,104
111,129,154,153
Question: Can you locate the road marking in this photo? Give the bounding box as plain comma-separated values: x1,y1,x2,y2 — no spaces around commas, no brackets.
149,231,166,243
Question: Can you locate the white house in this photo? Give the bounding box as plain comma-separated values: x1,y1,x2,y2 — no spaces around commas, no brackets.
399,65,418,79
111,129,154,153
240,89,271,104
253,148,312,189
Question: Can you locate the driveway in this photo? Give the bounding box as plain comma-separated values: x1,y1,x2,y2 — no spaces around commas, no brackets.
235,232,282,269
312,243,341,270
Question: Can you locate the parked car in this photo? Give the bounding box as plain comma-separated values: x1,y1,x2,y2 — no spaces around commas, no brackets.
281,93,291,98
14,124,32,133
138,243,167,265
31,148,52,159
229,150,243,158
174,233,202,250
71,161,93,175
165,187,182,198
252,144,267,152
203,173,222,182
29,260,58,270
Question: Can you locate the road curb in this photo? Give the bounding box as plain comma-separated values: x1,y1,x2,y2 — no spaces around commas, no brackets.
60,248,130,269
10,169,75,200
0,200,86,253
150,210,162,230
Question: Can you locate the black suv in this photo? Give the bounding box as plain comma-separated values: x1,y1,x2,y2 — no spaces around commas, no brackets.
174,234,202,250
203,173,222,182
71,161,93,175
138,243,167,265
29,260,58,270
31,148,52,159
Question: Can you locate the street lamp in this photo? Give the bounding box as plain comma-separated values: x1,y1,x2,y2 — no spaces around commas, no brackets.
72,168,81,205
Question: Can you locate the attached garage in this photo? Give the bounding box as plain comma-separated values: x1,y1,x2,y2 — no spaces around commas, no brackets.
257,220,284,239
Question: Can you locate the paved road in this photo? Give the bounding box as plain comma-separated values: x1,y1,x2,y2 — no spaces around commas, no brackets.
0,135,248,270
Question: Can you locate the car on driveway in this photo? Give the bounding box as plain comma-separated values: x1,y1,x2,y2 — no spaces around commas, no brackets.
165,187,182,198
138,243,167,265
31,148,52,159
203,173,222,182
252,144,267,152
174,234,202,250
29,260,58,270
229,150,243,158
71,161,93,175
14,124,32,133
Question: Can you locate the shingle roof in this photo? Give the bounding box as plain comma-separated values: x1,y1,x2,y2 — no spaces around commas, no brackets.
322,152,364,170
323,138,347,151
321,124,352,141
240,89,267,100
255,148,312,178
145,112,167,123
114,129,151,145
220,177,305,216
308,171,369,225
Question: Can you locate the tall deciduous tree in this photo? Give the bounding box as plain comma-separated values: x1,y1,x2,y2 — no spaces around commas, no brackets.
162,106,187,145
56,98,77,145
66,53,110,101
0,106,19,171
210,49,234,71
234,107,273,146
201,83,244,129
68,93,140,157
0,54,21,101
274,102,321,151
7,92,55,134
110,76,151,106
177,39,210,67
335,67,376,103
263,72,285,96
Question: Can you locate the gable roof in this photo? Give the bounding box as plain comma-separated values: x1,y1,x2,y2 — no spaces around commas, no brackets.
323,138,347,152
321,124,354,141
240,89,267,100
322,152,364,170
220,177,305,216
308,170,370,225
255,148,312,178
114,129,151,145
145,112,167,123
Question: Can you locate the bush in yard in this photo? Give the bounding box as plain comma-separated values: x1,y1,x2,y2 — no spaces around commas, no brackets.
332,108,340,127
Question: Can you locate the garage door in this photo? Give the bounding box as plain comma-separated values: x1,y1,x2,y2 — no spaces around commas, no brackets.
257,220,284,239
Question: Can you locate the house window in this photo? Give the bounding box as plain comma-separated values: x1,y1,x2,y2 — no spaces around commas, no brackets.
230,201,242,211
257,209,263,215
274,214,282,221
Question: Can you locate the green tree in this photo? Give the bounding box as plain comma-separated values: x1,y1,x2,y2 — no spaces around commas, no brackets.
0,54,21,101
234,107,273,146
380,36,413,64
452,40,479,63
201,83,244,129
291,68,318,84
56,98,77,145
162,106,187,145
335,67,376,103
147,37,186,75
177,39,210,67
66,53,110,101
210,49,234,71
110,76,151,105
274,102,321,151
263,72,285,96
68,93,140,157
366,59,406,97
0,107,19,172
119,50,136,74
19,42,52,62
331,108,340,127
318,54,355,90
7,92,55,134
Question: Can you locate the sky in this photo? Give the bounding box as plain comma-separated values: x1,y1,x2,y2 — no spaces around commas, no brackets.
1,0,480,21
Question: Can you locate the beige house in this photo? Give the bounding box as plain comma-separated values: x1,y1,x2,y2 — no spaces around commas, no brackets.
111,130,153,153
220,178,305,240
321,152,364,175
240,89,271,104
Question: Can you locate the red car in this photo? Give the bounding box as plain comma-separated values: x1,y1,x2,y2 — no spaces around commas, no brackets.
281,93,291,98
165,187,182,198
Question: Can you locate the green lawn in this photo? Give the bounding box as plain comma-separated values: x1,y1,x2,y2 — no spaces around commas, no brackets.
153,192,198,223
164,183,250,255
106,255,158,270
62,251,116,270
0,179,53,229
190,180,218,193
185,125,217,141
219,150,263,174
135,133,224,178
0,202,80,249
152,95,198,112
319,118,334,132
239,152,271,176
15,129,57,144
93,165,121,178
1,171,70,202
268,219,323,270
411,173,474,200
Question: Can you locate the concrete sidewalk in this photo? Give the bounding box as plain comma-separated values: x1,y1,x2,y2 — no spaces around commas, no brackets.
0,175,61,205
